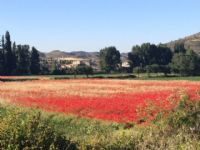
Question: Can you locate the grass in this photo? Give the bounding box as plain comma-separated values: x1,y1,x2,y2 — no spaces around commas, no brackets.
0,78,39,82
138,74,200,81
48,73,136,80
2,73,200,81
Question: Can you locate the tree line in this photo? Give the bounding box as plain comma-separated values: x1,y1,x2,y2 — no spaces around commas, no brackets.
0,31,40,75
0,31,95,76
1,31,200,76
99,43,200,76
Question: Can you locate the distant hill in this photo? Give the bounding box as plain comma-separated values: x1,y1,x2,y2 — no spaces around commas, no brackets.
166,32,200,55
44,50,99,60
43,50,128,62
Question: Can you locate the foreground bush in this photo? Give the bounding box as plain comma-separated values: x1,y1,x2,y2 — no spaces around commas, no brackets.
0,105,77,150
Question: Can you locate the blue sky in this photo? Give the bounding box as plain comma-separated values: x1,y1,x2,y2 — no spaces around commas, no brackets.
0,0,200,52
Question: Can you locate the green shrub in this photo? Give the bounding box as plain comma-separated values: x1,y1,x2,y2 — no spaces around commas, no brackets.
0,105,77,150
134,93,200,150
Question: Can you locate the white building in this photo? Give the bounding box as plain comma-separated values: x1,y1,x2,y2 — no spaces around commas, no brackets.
121,61,130,68
41,57,91,70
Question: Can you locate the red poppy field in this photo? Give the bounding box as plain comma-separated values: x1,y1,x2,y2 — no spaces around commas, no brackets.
0,79,200,123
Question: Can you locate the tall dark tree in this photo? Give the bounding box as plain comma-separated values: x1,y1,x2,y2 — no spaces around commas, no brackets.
156,44,172,65
128,45,141,69
12,42,17,73
1,35,5,49
3,31,17,75
128,43,156,69
12,42,17,54
30,47,40,74
100,47,121,73
0,37,4,74
0,52,3,74
0,35,6,74
140,43,152,65
4,31,14,74
16,45,30,75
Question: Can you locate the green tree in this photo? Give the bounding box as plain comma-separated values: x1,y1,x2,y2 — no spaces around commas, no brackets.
145,64,160,77
128,45,141,69
0,38,4,74
128,43,172,74
12,42,17,74
100,47,121,73
30,47,41,74
0,53,3,74
4,31,14,75
185,49,200,75
76,64,93,78
159,65,171,76
156,44,172,65
1,35,5,49
40,63,50,75
140,43,152,65
1,35,5,67
16,45,31,75
170,49,200,76
51,61,61,75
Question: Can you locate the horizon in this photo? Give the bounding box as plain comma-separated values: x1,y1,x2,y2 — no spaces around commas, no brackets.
1,0,200,52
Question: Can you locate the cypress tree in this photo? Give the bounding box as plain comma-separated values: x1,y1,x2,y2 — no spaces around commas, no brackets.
0,37,4,74
4,31,13,75
0,36,5,74
12,42,17,74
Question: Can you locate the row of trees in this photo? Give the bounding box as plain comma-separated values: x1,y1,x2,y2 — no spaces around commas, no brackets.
99,43,200,76
0,31,40,75
52,64,93,77
128,43,172,75
0,31,94,76
1,31,200,76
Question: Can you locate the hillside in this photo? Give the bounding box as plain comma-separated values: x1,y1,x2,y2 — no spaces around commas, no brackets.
166,32,200,54
44,50,99,60
44,50,128,61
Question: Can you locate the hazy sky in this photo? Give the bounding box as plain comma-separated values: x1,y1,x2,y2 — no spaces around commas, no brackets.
0,0,200,52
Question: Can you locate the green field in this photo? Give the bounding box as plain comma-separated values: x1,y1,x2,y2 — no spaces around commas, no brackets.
2,73,200,82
